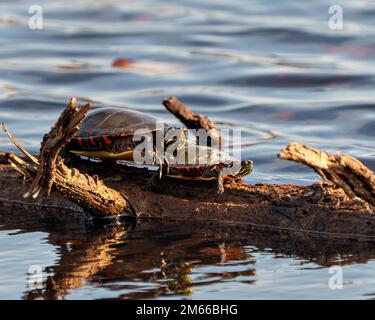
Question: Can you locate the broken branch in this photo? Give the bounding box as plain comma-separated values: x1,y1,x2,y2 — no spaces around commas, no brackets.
2,99,135,218
279,142,375,206
29,97,90,197
162,97,222,145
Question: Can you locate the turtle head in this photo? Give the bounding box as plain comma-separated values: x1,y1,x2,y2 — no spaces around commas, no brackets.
164,126,187,150
235,160,253,179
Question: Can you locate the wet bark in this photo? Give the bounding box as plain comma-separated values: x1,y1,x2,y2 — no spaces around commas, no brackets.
0,153,374,239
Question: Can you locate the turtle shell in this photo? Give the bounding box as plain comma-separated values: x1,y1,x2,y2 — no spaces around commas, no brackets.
178,145,239,166
166,144,242,180
77,107,161,138
67,107,164,161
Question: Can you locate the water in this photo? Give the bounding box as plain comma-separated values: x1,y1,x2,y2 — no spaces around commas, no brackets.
0,0,374,299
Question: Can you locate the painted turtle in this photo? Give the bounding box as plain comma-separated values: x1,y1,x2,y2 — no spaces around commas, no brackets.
146,144,253,194
67,107,185,162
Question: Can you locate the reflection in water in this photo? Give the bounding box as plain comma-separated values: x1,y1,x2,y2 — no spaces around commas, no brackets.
160,256,193,297
1,208,374,300
24,223,131,300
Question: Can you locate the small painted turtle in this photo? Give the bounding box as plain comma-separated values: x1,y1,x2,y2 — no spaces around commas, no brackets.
146,144,253,194
67,107,185,162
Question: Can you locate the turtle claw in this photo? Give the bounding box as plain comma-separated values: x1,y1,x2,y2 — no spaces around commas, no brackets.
217,184,225,195
216,169,225,195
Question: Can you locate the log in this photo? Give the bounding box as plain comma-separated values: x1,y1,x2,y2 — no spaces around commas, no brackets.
0,97,374,240
0,153,374,240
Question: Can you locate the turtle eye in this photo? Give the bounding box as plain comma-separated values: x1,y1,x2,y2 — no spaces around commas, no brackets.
241,160,252,167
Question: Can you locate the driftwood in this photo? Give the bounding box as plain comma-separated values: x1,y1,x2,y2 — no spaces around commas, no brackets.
163,97,222,145
0,97,375,240
279,143,375,206
1,98,135,218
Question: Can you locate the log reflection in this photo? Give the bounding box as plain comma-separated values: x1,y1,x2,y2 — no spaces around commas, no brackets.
1,207,375,299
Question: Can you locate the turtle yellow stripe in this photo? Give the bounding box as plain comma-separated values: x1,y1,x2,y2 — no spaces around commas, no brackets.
70,149,134,160
166,174,216,181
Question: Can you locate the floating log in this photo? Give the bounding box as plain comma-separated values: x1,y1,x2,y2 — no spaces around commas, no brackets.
0,151,374,239
0,97,374,240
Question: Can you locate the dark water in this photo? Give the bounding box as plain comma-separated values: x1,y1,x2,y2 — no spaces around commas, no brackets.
0,0,375,299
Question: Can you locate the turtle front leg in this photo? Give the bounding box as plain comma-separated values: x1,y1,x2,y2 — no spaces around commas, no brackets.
216,168,224,195
203,166,224,195
143,149,170,191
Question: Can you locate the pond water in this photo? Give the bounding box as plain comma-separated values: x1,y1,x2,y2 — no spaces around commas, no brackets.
0,0,375,299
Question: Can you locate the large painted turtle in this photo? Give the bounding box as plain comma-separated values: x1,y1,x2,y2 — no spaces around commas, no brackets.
146,144,253,194
67,107,185,162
